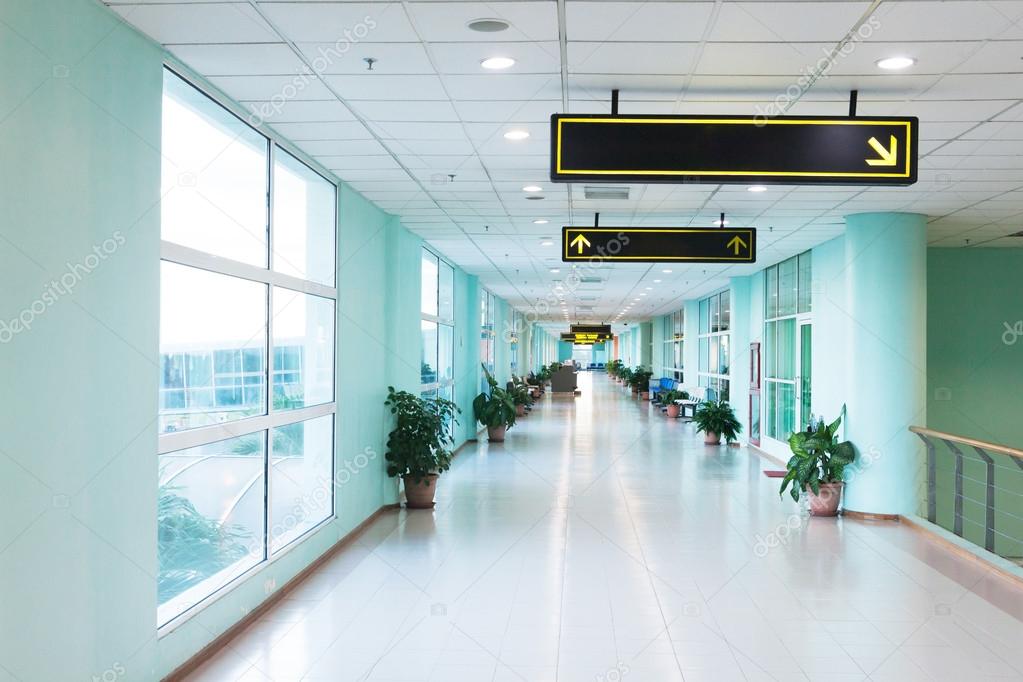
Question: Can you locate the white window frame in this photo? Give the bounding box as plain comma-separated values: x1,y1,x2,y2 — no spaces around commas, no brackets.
698,290,731,400
157,65,338,633
420,248,455,394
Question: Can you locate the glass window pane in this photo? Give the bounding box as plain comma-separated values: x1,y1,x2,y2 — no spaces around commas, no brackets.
699,337,709,373
438,260,454,322
421,320,438,384
438,324,454,384
709,336,719,375
162,71,268,267
273,148,336,286
776,318,796,380
798,252,812,314
158,433,265,625
778,257,797,316
719,335,730,375
710,295,720,333
273,288,334,409
719,291,731,331
766,265,779,319
421,250,438,316
269,415,334,553
160,262,267,433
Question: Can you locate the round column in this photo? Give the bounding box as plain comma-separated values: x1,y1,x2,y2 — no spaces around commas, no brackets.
842,212,927,516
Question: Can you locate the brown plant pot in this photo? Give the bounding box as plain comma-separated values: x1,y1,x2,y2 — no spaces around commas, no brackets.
666,404,681,418
807,482,844,516
403,473,438,509
703,431,720,445
640,391,650,400
516,404,526,417
488,425,506,442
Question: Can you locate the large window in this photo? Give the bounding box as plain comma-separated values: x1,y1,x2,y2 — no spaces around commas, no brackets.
158,69,337,626
661,308,684,382
421,249,455,400
479,288,496,391
764,252,812,442
698,290,730,401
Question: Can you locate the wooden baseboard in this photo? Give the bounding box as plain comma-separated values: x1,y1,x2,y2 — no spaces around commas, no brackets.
841,509,900,522
899,514,1023,588
163,503,401,681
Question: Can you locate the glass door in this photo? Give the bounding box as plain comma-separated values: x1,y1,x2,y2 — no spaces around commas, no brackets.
796,320,812,429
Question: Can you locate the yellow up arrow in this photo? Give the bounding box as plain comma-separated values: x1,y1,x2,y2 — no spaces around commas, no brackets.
570,233,591,254
727,235,747,256
866,135,898,166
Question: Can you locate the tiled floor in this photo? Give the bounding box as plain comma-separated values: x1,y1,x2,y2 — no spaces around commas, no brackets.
185,373,1023,682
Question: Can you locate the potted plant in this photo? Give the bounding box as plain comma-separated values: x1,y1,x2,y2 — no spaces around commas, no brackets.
779,413,855,516
473,365,517,442
693,400,741,445
607,359,623,382
510,381,532,417
384,386,460,509
618,366,633,389
629,367,653,398
657,389,689,418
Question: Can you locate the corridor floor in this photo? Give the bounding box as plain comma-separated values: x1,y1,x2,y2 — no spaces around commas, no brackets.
185,373,1023,682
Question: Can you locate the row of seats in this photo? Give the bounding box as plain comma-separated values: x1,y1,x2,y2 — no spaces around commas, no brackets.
648,378,710,418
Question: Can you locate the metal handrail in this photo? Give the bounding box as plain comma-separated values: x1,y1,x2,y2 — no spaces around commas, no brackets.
909,425,1023,556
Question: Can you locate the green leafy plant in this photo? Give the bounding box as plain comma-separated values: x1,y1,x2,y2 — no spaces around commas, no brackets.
628,366,654,392
536,365,553,382
473,365,517,429
779,413,856,502
607,359,624,378
618,366,634,385
384,386,460,485
657,388,689,406
693,400,742,443
509,381,532,407
158,482,251,604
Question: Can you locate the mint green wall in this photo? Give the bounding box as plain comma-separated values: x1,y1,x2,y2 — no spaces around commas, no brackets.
683,300,700,386
639,321,653,366
927,248,1023,445
729,276,753,435
453,271,481,445
0,1,163,679
558,340,573,361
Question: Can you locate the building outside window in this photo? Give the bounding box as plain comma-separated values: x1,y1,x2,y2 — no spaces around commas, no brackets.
421,248,455,406
698,290,730,401
763,252,813,442
157,69,337,626
662,308,684,382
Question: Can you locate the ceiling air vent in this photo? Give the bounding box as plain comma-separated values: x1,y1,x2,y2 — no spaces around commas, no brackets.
584,186,630,200
579,277,602,284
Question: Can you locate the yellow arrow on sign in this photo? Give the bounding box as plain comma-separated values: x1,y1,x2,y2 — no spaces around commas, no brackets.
866,135,898,166
570,233,591,254
727,235,747,256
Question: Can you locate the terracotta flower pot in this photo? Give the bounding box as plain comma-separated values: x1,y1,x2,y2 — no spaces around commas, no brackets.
666,404,681,418
404,473,438,509
807,482,844,516
516,404,526,417
703,431,720,445
488,425,506,442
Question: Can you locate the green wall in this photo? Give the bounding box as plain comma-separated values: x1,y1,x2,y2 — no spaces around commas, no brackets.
927,248,1023,445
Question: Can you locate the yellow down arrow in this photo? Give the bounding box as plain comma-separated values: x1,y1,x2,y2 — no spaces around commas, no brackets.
570,233,591,254
866,135,898,166
727,235,747,256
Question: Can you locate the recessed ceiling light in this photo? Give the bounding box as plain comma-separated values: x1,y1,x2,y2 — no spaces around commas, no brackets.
653,279,662,283
747,185,767,193
540,239,553,246
714,219,729,226
645,287,653,290
482,56,516,70
550,268,560,273
876,56,915,70
662,269,672,273
533,219,549,225
523,185,542,192
468,18,510,33
503,129,529,140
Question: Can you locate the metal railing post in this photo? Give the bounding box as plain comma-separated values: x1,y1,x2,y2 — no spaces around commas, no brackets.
942,440,965,537
914,432,937,523
972,446,996,552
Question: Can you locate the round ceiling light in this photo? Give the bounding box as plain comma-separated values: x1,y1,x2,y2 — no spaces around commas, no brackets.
876,56,915,70
747,185,767,193
481,56,516,70
503,129,530,140
468,18,511,33
522,185,542,192
533,219,549,225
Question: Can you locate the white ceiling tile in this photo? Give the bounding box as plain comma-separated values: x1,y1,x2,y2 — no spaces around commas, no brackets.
405,2,559,42
707,2,874,42
453,99,561,122
258,3,418,42
321,74,448,100
870,1,1023,41
429,41,560,75
297,42,434,74
208,74,334,101
569,42,701,75
269,121,372,140
111,3,278,44
168,43,307,76
443,74,563,100
565,2,714,42
350,100,459,122
239,99,357,124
